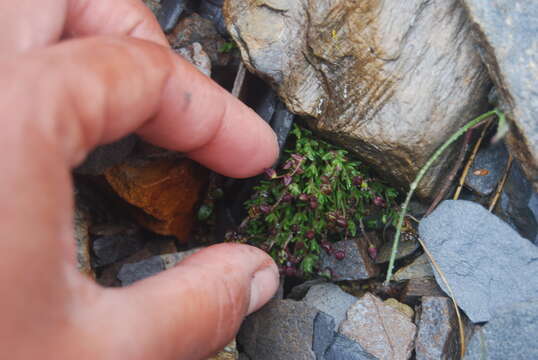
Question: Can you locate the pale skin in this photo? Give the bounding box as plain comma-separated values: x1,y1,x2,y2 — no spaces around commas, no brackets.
0,0,280,359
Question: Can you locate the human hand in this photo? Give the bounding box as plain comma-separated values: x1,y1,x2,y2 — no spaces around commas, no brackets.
0,1,279,359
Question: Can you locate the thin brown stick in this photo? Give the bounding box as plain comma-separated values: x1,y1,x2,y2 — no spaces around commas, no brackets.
417,236,466,359
425,129,473,216
488,154,513,211
453,121,492,200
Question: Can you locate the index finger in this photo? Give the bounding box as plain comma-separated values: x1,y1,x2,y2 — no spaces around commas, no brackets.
1,36,278,177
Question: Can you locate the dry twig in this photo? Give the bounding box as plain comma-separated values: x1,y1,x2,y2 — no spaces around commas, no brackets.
488,154,513,211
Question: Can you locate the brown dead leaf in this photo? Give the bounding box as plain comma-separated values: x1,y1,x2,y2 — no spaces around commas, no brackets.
473,169,490,176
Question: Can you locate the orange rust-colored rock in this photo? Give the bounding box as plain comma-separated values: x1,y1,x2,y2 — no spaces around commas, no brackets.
105,158,209,242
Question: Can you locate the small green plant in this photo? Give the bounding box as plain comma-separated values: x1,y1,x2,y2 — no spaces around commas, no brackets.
218,41,237,53
236,125,398,278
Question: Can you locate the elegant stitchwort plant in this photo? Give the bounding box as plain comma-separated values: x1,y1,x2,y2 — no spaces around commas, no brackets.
236,125,398,277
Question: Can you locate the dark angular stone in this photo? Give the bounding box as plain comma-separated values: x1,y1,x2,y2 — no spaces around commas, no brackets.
238,299,318,360
157,0,186,33
312,312,335,359
324,334,377,360
465,142,509,196
92,233,145,267
465,300,538,360
419,200,538,322
497,160,538,245
199,0,228,37
304,283,357,330
75,135,138,175
117,255,164,286
319,240,379,281
415,297,460,360
461,0,538,191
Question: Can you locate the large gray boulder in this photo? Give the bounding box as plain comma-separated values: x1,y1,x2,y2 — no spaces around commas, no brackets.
419,200,538,323
462,0,538,191
224,0,490,198
465,300,538,360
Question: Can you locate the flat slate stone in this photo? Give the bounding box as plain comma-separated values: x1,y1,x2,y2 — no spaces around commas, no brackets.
393,253,434,282
238,299,317,360
419,200,538,322
324,334,377,360
465,300,538,360
416,297,459,360
462,0,538,190
340,293,416,360
312,312,336,359
304,283,358,329
319,240,378,281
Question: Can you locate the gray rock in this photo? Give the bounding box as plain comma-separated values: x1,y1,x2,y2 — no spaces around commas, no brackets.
419,200,538,322
92,233,145,267
117,255,163,286
312,312,336,359
393,254,434,282
340,293,416,360
238,299,317,360
304,283,358,329
175,42,212,77
157,0,186,33
118,249,200,286
199,0,228,37
465,300,538,360
461,0,538,191
497,160,538,245
287,279,328,301
415,297,460,360
224,0,490,199
324,334,377,360
75,135,138,175
319,240,378,281
465,142,509,196
375,236,419,264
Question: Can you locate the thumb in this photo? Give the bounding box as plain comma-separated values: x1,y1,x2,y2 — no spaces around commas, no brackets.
86,244,279,360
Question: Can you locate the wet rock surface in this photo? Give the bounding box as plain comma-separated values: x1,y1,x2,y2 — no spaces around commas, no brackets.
462,0,538,191
224,0,490,198
465,300,538,360
415,297,460,360
238,299,318,360
319,240,378,281
419,200,538,322
340,293,416,360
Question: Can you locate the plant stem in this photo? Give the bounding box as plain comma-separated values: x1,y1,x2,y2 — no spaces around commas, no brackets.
384,109,501,285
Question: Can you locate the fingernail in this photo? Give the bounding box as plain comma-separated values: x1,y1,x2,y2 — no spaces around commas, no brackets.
247,265,280,315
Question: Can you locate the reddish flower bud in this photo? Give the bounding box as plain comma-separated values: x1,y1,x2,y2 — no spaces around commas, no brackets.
282,193,294,202
320,175,330,184
310,200,318,209
283,175,293,186
368,244,378,260
334,250,346,261
291,224,299,232
353,175,363,186
321,241,333,254
299,193,309,201
291,153,305,162
282,160,293,170
259,204,272,214
373,196,386,207
295,241,305,251
264,168,277,179
305,230,315,239
336,217,348,228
